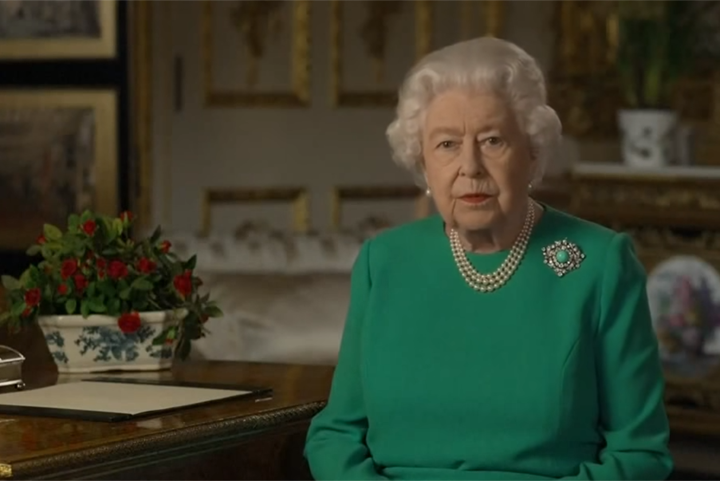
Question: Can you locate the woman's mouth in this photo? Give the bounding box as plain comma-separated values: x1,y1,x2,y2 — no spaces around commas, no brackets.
459,194,492,205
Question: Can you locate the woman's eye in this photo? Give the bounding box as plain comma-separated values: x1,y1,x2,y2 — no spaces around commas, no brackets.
437,140,456,149
484,136,503,147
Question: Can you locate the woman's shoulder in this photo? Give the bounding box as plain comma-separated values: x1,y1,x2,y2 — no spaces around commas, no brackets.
543,206,641,277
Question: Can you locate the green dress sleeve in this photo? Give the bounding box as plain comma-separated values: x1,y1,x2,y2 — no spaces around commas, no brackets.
304,240,388,480
562,233,673,480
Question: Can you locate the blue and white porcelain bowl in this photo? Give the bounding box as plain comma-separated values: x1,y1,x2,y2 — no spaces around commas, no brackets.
37,310,186,373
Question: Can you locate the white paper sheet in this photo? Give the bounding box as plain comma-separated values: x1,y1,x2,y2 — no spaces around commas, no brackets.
0,381,251,415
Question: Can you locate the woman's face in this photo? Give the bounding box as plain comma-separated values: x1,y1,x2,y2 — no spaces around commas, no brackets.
422,89,535,233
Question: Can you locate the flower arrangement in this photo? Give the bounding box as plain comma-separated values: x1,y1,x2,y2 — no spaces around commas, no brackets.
615,1,720,109
0,210,222,360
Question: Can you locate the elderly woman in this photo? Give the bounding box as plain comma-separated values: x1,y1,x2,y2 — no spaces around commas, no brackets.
304,37,672,480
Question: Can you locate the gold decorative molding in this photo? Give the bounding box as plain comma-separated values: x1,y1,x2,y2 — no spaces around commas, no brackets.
201,187,310,235
568,170,720,229
130,0,153,230
0,1,117,60
203,1,311,108
549,0,718,148
331,0,505,108
330,185,431,230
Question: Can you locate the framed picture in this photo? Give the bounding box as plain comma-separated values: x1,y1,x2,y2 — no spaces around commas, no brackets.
0,0,117,60
0,89,118,250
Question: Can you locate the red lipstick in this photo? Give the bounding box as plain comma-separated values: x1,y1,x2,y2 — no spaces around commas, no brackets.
459,194,491,204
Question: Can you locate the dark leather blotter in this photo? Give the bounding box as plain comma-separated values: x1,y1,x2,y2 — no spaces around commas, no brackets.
0,377,272,422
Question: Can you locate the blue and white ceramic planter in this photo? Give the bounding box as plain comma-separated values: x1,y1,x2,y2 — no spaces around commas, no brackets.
37,310,185,373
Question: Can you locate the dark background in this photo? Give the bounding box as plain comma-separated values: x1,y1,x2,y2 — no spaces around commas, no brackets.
0,1,130,279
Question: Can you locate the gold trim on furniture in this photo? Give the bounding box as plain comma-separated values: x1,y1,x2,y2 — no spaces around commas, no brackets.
0,89,118,250
202,1,311,108
330,185,431,230
330,0,505,108
201,187,310,236
130,0,153,230
0,1,117,60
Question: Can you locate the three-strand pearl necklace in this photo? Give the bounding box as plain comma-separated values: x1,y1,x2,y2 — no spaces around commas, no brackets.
449,202,535,293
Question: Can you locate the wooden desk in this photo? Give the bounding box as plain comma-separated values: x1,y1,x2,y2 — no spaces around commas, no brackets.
0,357,333,480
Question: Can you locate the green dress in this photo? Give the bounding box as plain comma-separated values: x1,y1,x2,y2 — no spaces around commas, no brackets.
304,205,673,480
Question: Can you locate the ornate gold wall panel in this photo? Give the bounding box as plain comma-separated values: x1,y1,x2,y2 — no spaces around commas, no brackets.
549,0,718,157
330,0,505,108
203,1,311,108
201,187,310,235
330,185,430,230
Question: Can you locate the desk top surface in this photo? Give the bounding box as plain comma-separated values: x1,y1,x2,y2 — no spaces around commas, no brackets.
0,356,334,479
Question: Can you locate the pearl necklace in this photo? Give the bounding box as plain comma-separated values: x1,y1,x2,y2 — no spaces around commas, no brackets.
449,201,535,293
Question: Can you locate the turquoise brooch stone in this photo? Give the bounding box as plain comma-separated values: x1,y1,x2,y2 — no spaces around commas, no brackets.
542,239,585,277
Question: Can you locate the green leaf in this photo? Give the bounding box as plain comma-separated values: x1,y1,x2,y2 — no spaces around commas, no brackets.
185,255,197,270
108,298,121,315
11,302,26,316
43,224,63,241
1,276,20,290
80,300,90,318
112,218,124,236
176,338,191,360
25,245,42,257
68,214,80,231
131,278,153,291
204,305,223,317
65,299,77,315
19,270,31,287
88,282,97,298
97,281,116,297
88,298,107,313
150,226,162,243
119,288,132,300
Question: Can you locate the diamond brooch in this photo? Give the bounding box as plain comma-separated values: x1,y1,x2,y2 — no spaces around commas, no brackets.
542,239,585,277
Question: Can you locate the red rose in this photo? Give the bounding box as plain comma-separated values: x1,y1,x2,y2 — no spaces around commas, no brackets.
82,220,97,236
108,260,128,279
137,257,157,274
160,240,172,253
173,270,193,298
118,312,141,334
24,288,41,307
120,211,133,222
61,259,78,279
57,284,69,296
36,235,46,245
96,258,107,269
74,274,88,293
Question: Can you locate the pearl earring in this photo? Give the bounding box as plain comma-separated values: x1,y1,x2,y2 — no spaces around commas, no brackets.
425,188,431,196
528,183,533,191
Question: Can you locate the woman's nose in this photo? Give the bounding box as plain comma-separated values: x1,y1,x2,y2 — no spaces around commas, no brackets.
459,142,484,178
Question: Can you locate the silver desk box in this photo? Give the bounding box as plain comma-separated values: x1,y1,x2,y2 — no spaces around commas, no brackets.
0,345,25,389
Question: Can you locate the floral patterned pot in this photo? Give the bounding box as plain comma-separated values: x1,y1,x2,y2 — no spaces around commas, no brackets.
37,310,184,373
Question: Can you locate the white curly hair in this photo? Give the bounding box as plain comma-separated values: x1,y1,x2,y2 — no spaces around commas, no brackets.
386,37,562,186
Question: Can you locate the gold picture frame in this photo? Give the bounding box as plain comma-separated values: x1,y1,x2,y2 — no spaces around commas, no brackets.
0,0,117,60
129,0,153,231
330,185,431,230
549,0,717,141
330,0,506,107
201,187,310,236
0,89,118,250
202,1,311,108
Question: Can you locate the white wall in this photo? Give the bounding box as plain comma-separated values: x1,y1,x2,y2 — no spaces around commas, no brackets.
150,1,618,234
